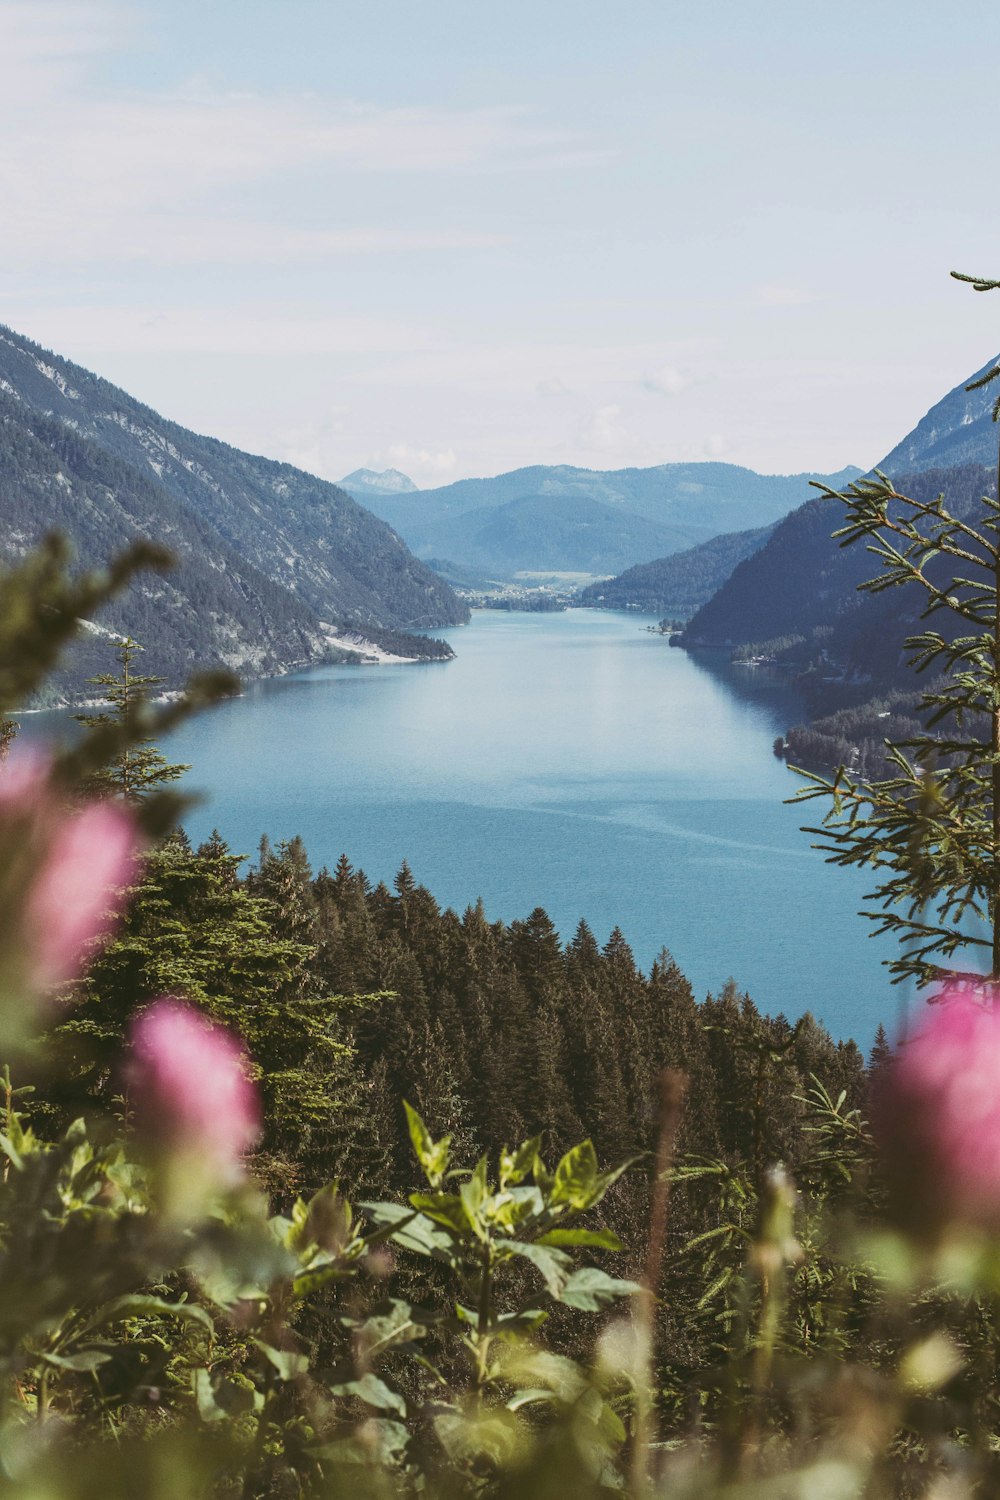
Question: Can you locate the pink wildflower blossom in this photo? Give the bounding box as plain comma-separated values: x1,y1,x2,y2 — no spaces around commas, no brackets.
0,754,138,991
875,989,1000,1232
129,999,260,1174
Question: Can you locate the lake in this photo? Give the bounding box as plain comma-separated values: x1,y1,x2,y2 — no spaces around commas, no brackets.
156,608,900,1047
25,608,902,1047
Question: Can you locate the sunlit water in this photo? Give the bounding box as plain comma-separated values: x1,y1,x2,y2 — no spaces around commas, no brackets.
25,609,902,1046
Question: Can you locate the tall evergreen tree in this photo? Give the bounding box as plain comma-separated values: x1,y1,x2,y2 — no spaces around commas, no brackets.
73,636,189,802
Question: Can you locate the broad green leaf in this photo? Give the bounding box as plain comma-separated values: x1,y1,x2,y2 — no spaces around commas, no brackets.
410,1191,469,1234
254,1340,310,1381
193,1368,227,1423
404,1100,451,1186
459,1158,489,1240
361,1202,456,1261
77,1294,213,1338
559,1267,641,1311
507,1387,557,1410
193,1369,260,1421
499,1136,542,1189
311,1419,410,1467
488,1187,544,1233
0,1132,23,1171
329,1371,406,1417
536,1227,623,1251
40,1348,112,1372
551,1140,600,1209
352,1299,425,1358
293,1264,359,1298
505,1240,572,1297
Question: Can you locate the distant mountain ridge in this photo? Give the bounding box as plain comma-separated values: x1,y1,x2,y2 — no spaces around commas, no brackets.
0,326,468,700
342,460,862,576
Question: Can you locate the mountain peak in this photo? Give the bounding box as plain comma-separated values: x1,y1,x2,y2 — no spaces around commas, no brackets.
340,467,418,495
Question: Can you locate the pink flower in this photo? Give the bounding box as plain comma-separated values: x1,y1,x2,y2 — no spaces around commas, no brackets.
874,989,1000,1233
0,754,139,992
129,999,260,1174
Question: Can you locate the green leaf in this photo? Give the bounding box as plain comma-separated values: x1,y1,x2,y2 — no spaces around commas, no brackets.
507,1387,558,1411
536,1227,623,1251
193,1369,260,1421
40,1348,112,1372
404,1100,451,1187
499,1136,542,1189
311,1419,410,1467
292,1265,359,1298
505,1240,572,1297
551,1140,601,1209
329,1371,406,1417
254,1341,310,1381
351,1299,425,1358
362,1201,457,1261
459,1160,490,1241
77,1294,213,1338
409,1191,469,1235
193,1368,226,1423
559,1268,641,1311
0,1132,23,1171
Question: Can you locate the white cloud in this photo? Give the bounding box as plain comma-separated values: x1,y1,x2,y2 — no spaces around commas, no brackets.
277,410,351,478
536,375,573,397
386,443,458,484
641,364,692,396
581,403,628,452
0,6,587,269
0,2,129,67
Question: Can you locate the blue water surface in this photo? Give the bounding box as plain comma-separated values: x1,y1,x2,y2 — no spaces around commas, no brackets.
28,609,901,1046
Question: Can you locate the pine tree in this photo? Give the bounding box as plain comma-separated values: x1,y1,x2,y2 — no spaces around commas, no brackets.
73,636,189,802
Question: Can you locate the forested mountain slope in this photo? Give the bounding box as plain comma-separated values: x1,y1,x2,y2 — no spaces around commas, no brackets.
409,491,695,575
680,352,1000,669
682,464,993,668
0,395,329,693
0,326,468,699
578,523,776,617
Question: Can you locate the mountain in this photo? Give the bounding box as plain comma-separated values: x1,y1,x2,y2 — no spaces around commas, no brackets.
674,354,1000,767
577,523,776,618
346,461,863,576
339,467,418,498
680,354,1000,660
878,355,1000,475
404,492,697,576
0,326,468,700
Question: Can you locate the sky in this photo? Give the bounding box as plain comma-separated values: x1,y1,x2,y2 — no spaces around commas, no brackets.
3,0,1000,487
